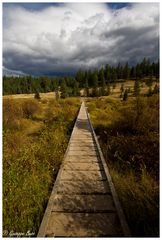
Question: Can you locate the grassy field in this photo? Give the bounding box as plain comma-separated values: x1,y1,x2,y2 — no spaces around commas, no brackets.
3,91,58,100
3,80,159,237
3,96,80,236
86,94,159,237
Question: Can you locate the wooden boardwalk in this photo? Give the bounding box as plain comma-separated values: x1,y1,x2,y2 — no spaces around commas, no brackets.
37,102,131,237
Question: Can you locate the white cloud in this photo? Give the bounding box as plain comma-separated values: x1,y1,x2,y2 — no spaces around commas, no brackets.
3,3,159,75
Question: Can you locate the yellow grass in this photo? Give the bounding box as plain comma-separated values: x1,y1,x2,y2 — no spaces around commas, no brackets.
3,97,80,236
3,92,56,100
87,94,159,237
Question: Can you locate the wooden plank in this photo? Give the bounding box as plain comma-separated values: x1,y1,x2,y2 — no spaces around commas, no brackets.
51,194,116,212
69,142,95,147
65,155,100,163
56,180,111,194
60,170,107,181
69,146,97,151
62,162,103,171
46,212,123,237
68,150,97,156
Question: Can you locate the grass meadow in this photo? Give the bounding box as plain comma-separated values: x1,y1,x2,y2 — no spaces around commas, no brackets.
87,94,159,237
3,97,80,236
3,80,159,237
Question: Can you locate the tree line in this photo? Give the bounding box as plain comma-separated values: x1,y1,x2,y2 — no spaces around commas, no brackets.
3,58,159,97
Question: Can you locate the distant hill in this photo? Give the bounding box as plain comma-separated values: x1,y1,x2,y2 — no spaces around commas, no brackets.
3,67,27,77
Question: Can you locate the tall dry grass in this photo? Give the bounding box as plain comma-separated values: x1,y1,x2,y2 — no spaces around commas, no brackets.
3,97,80,236
87,94,159,237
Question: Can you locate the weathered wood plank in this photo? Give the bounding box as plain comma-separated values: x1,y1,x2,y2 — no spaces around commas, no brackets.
51,194,116,212
45,212,123,237
60,170,107,181
62,162,103,171
56,180,111,194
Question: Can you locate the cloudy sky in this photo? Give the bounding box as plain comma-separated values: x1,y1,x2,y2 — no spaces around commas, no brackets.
3,2,159,76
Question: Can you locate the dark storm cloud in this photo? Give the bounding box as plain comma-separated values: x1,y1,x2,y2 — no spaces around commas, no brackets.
3,3,159,75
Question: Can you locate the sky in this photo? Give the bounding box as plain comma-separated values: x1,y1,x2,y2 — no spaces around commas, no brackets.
3,2,159,76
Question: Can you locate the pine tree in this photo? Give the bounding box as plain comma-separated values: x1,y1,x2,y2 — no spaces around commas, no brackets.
123,89,128,101
134,80,140,96
147,86,153,97
100,69,106,96
130,66,136,79
120,84,124,98
55,89,60,100
123,62,130,79
60,79,68,98
146,72,153,87
84,78,89,97
106,83,111,96
155,60,159,80
98,68,105,86
105,65,111,83
34,91,41,100
153,84,159,94
73,81,80,96
93,72,98,88
92,72,99,97
136,64,142,79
